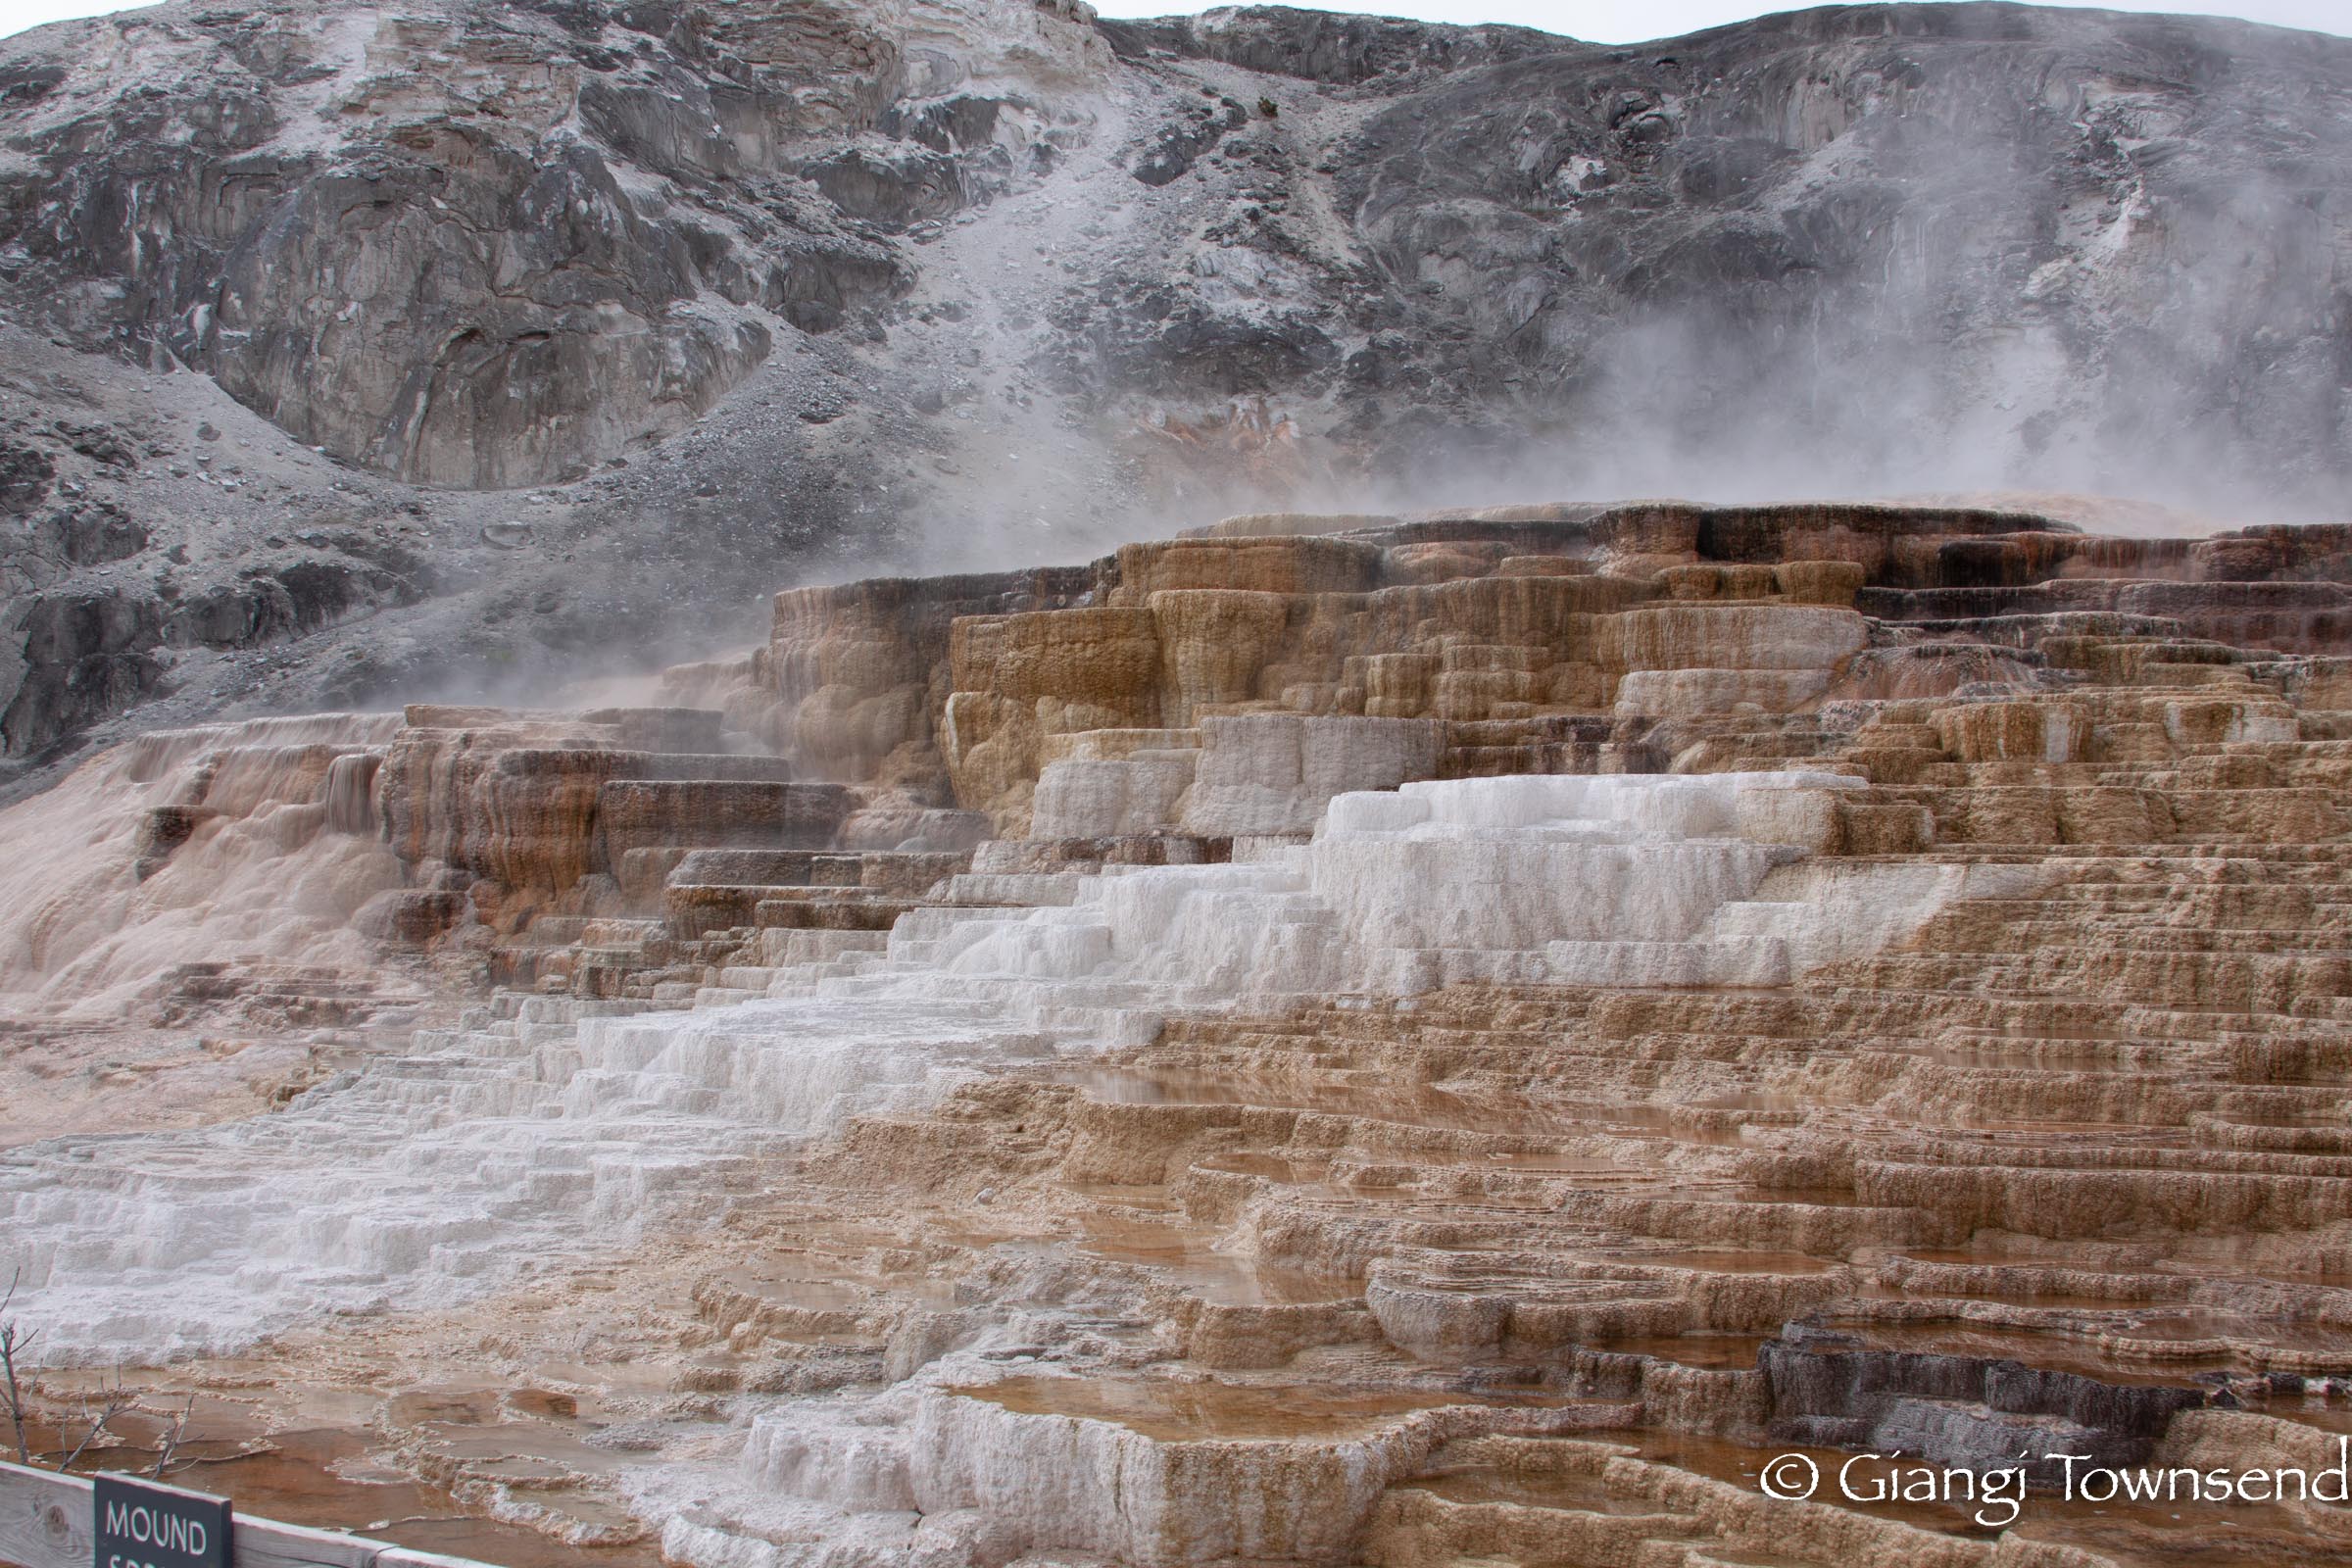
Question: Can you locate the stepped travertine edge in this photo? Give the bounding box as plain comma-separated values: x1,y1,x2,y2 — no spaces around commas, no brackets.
4,498,2352,1564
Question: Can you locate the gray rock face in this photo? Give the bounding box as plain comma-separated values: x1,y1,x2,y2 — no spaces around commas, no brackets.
1098,6,1558,85
1329,5,2352,501
2,0,1075,486
1,0,2349,775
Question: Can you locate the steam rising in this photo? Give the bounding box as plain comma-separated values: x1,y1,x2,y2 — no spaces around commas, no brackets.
822,1,2351,585
3,0,2344,747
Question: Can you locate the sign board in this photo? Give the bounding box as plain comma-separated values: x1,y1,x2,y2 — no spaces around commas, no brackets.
92,1473,231,1568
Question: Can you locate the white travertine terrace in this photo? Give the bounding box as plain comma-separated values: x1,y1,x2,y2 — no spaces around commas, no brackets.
906,770,2004,1003
0,771,1973,1361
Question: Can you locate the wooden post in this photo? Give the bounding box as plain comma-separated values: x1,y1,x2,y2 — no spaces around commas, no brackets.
0,1461,494,1568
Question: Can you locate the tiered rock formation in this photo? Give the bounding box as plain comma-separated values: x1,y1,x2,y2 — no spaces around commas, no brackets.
5,500,2352,1564
310,501,2352,971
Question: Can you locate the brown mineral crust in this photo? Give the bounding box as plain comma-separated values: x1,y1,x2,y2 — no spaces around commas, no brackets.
345,502,2352,936
708,503,2352,838
380,735,635,902
26,500,2352,1565
767,566,1102,774
593,780,854,863
368,704,829,930
1108,536,1387,598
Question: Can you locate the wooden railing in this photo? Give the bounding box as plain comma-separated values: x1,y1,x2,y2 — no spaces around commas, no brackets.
0,1460,495,1568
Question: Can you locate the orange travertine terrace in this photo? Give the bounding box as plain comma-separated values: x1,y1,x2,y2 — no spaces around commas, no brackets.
5,499,2352,1566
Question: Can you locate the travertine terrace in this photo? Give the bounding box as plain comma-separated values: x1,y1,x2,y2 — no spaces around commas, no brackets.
7,499,2352,1565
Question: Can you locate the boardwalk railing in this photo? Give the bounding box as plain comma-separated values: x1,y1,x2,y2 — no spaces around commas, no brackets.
0,1460,496,1568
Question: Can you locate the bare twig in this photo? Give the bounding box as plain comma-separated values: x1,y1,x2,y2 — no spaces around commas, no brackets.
151,1392,197,1478
58,1374,133,1472
0,1267,37,1466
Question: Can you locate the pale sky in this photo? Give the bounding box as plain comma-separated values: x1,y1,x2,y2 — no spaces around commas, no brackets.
1,0,2346,44
1088,2,2352,39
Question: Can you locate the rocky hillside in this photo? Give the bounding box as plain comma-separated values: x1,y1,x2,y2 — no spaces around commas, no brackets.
9,500,2352,1564
2,0,2349,783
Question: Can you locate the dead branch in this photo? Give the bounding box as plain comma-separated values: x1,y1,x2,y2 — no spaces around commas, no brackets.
0,1267,35,1466
58,1373,134,1472
151,1391,197,1478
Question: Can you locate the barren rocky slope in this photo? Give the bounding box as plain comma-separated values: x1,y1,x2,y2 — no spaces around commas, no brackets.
6,500,2352,1563
4,0,2352,786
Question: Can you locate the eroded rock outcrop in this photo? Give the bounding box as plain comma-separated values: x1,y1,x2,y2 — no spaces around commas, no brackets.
1,0,1104,487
